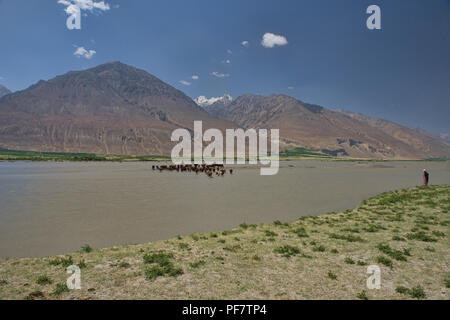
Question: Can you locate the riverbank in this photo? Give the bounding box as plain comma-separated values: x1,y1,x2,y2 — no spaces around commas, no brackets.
0,185,448,300
2,148,448,163
0,149,170,162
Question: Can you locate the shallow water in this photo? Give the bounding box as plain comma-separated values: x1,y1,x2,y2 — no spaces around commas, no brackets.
0,160,448,258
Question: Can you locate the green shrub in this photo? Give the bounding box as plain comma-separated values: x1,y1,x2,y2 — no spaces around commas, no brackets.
328,271,337,280
444,279,450,288
143,252,174,266
77,259,87,269
406,232,437,242
376,256,393,268
80,244,93,253
292,227,309,238
396,286,410,295
410,286,426,299
223,244,241,252
274,245,300,258
264,230,277,237
119,261,130,268
344,257,355,264
36,275,52,285
48,256,74,268
189,260,206,269
364,224,386,233
329,233,365,242
357,290,368,300
53,283,69,296
376,243,407,261
313,245,326,252
432,231,445,237
144,264,183,280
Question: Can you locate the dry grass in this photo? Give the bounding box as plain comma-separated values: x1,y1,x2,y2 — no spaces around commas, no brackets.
0,185,449,300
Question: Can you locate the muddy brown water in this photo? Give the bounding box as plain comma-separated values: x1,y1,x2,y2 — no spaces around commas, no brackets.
0,160,448,258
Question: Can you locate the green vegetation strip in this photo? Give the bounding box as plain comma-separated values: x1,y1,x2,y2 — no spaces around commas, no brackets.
0,149,170,162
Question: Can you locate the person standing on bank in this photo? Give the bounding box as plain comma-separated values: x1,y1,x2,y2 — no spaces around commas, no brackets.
423,169,430,186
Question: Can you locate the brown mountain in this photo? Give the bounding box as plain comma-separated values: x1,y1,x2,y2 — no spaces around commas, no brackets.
0,84,11,98
0,62,234,155
1,63,448,159
337,110,450,158
204,94,450,159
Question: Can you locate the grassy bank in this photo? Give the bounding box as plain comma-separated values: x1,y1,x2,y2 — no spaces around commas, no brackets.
0,149,170,162
0,147,336,162
0,185,448,300
3,147,445,162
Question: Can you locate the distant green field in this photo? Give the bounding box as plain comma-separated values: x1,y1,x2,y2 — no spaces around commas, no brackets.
0,147,333,162
281,147,332,158
0,149,170,162
425,158,450,161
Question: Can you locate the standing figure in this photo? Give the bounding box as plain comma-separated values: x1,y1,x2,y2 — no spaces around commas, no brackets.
423,169,429,186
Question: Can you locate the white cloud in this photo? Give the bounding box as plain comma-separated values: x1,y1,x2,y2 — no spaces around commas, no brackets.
288,86,294,90
58,0,110,15
73,46,96,59
191,75,199,80
221,59,231,64
179,80,191,86
241,40,249,47
194,94,233,107
59,0,110,11
212,71,230,78
227,49,232,54
261,33,288,48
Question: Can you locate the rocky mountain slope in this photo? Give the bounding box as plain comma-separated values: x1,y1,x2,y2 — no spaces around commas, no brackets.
203,94,450,159
0,84,11,98
1,62,448,159
338,110,450,158
0,62,234,155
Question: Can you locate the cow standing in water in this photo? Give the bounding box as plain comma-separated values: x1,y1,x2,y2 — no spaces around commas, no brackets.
423,169,430,186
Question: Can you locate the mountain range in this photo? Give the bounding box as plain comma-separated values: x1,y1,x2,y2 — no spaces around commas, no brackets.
0,62,448,159
0,62,234,156
203,94,450,158
0,84,11,98
194,94,233,108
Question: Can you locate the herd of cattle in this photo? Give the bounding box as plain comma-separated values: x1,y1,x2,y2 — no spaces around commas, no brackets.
152,164,233,177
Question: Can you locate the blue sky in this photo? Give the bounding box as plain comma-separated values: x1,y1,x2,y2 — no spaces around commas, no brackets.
0,0,449,134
